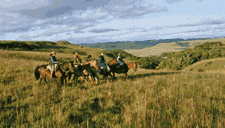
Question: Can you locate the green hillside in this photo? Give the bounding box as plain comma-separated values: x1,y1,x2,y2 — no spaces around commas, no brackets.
125,38,225,57
157,41,225,70
182,58,225,72
0,40,140,64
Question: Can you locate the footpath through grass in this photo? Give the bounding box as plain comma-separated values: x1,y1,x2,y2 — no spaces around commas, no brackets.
0,56,225,127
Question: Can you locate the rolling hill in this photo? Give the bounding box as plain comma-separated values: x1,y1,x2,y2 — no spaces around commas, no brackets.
125,38,225,57
182,57,225,72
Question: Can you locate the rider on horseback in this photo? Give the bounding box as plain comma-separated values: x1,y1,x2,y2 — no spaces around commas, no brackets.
74,52,83,75
117,53,124,68
97,52,110,74
49,51,58,78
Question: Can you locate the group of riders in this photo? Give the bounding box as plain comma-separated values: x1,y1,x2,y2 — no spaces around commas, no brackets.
48,51,125,78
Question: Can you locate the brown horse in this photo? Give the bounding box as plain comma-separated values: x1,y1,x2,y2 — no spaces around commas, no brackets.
107,59,129,80
34,62,73,85
127,63,137,71
61,62,74,82
84,59,115,83
71,60,98,85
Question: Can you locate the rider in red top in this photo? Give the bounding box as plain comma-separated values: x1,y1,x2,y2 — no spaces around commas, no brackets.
73,52,83,74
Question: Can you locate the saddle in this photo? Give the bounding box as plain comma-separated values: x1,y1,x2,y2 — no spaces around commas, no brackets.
115,63,128,72
98,65,106,74
46,64,58,72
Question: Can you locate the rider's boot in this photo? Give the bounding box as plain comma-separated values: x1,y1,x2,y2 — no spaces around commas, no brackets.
50,71,53,78
107,66,110,71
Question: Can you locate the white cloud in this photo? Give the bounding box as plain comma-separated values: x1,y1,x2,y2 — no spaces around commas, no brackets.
0,0,225,44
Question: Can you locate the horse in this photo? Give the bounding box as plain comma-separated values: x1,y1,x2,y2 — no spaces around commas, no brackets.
60,62,74,82
127,63,137,71
71,60,98,85
34,64,65,85
85,59,115,83
107,59,129,80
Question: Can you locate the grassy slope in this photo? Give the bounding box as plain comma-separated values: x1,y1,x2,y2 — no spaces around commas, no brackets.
0,51,225,127
183,57,225,72
125,38,225,57
0,40,136,63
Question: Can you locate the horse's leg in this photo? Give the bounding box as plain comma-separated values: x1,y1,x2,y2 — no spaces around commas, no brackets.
65,76,67,85
113,72,116,80
123,73,127,81
108,72,114,82
44,76,47,83
39,78,42,85
73,74,76,83
68,73,72,83
80,76,85,83
88,76,95,85
60,77,64,85
105,74,108,83
95,76,98,84
39,73,45,85
76,77,78,85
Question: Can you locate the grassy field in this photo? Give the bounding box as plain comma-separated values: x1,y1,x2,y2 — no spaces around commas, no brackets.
0,50,225,127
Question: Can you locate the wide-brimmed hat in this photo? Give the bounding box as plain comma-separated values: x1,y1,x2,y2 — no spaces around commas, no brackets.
51,51,56,55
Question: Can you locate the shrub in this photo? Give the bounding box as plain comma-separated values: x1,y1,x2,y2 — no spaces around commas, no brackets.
198,68,204,72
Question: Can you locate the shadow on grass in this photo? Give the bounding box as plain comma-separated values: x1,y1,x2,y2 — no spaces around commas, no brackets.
127,71,180,80
94,71,181,83
66,71,181,85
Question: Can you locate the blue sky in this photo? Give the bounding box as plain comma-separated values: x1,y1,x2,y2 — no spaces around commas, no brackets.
0,0,225,44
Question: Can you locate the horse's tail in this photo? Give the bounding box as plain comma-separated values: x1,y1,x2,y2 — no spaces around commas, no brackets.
34,66,40,80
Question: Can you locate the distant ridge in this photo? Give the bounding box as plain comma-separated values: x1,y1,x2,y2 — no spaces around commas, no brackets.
81,37,215,50
55,41,71,45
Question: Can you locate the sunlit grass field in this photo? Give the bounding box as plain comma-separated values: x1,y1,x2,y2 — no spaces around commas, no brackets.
0,50,225,127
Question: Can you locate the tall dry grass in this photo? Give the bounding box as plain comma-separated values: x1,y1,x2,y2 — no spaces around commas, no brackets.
0,52,224,127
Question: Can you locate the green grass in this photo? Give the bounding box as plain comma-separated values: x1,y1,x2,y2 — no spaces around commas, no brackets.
183,58,225,72
0,51,225,127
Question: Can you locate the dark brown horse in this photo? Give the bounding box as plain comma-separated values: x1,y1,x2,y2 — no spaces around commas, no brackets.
71,60,98,85
34,62,74,85
107,59,129,80
127,63,137,71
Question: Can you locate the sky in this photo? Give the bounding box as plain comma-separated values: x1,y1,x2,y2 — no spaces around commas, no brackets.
0,0,225,44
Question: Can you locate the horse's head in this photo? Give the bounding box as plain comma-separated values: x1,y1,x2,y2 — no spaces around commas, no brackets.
91,59,99,70
68,62,74,71
61,62,74,71
86,60,98,70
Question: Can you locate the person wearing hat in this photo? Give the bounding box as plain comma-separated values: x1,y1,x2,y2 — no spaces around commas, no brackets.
73,52,83,74
117,53,124,68
97,52,110,74
49,51,58,78
87,55,92,62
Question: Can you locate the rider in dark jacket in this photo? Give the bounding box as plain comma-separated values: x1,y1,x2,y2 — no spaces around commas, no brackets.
97,52,110,74
49,51,58,78
117,53,124,68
